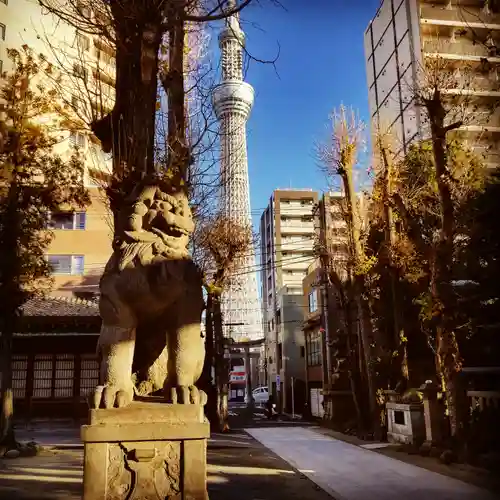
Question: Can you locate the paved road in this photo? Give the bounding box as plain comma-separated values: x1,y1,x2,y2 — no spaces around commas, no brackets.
246,427,498,500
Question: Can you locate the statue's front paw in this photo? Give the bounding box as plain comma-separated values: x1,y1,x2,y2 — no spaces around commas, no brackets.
164,385,207,406
91,384,134,409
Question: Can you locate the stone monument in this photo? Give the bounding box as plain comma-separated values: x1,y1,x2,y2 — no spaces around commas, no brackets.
81,177,209,499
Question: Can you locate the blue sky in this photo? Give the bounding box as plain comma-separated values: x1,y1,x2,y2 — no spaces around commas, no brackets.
219,0,381,224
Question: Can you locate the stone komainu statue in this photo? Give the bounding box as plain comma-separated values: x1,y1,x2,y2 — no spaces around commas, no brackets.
92,179,205,409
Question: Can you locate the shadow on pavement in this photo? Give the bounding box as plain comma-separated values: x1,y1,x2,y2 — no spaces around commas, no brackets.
0,450,83,500
0,432,332,500
207,434,333,500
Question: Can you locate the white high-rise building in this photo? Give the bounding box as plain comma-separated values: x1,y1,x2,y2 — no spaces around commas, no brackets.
212,1,262,341
364,0,500,165
259,189,319,400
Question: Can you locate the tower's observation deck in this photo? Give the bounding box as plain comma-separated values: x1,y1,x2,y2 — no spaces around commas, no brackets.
212,2,262,341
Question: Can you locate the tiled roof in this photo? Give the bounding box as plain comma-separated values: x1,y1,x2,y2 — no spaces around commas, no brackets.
21,296,100,317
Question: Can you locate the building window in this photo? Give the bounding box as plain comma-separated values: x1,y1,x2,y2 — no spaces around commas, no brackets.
47,255,85,275
49,211,86,230
69,131,86,148
73,63,88,81
71,95,80,111
0,23,5,40
308,289,319,313
93,69,115,88
95,48,114,65
76,32,90,51
277,343,283,372
307,330,321,367
76,1,91,19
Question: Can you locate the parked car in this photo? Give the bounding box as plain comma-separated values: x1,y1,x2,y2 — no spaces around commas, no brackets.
251,386,269,404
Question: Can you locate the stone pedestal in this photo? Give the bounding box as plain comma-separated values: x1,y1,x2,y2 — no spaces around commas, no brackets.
386,402,425,445
81,399,209,500
419,381,444,448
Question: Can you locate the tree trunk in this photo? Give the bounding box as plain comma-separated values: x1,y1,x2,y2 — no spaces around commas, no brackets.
166,11,189,184
380,145,408,390
203,292,218,429
212,293,228,432
0,316,15,451
91,8,162,232
341,282,365,432
0,182,20,451
341,169,380,439
426,94,464,441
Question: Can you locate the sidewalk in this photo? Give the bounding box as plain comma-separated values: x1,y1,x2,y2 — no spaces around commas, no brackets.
246,427,499,500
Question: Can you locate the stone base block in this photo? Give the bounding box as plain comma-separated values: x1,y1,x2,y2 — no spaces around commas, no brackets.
386,402,425,445
81,399,209,500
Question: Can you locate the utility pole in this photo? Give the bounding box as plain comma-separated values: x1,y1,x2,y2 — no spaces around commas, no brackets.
221,322,245,409
244,345,255,408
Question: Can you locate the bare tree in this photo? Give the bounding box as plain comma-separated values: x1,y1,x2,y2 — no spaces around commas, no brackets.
37,0,260,236
195,213,254,431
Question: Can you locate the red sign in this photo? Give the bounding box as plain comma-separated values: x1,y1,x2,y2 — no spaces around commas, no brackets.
229,371,246,383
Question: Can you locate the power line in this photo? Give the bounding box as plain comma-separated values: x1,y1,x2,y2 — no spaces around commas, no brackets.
78,252,317,277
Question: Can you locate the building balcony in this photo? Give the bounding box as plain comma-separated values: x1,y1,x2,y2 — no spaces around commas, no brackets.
420,5,500,31
280,222,315,234
423,39,500,63
279,204,315,217
282,256,314,270
281,239,314,252
461,106,500,131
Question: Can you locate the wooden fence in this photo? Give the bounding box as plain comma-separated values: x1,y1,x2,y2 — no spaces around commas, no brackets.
467,390,500,411
1,353,99,417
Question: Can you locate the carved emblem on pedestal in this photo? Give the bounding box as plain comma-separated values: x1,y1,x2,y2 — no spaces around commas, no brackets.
106,441,181,499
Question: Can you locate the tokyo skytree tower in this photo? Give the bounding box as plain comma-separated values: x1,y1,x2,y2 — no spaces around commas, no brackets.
212,1,262,341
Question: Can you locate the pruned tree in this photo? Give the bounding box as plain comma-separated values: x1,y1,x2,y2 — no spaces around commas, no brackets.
0,46,89,452
370,131,409,394
195,213,253,431
314,196,364,430
409,53,492,442
375,132,488,441
316,105,380,438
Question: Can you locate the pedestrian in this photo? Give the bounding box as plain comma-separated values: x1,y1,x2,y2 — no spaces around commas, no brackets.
266,393,274,419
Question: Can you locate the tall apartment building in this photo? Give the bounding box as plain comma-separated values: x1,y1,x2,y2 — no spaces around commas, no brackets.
365,0,500,165
259,189,319,411
1,0,114,298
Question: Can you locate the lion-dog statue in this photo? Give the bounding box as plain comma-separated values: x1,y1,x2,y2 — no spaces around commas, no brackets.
92,178,206,409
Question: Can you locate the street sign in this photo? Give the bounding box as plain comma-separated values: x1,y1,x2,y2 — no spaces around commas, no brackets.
229,371,246,383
